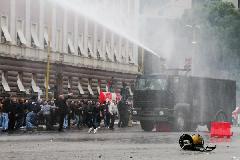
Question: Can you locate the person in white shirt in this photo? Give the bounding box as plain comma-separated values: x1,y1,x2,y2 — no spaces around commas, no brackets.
108,100,118,130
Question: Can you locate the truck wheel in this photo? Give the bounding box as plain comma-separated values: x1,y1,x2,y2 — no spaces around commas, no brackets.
174,111,190,132
140,120,154,131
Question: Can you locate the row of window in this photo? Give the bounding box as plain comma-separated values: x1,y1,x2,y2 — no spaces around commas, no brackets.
0,16,134,63
0,71,133,96
1,72,95,95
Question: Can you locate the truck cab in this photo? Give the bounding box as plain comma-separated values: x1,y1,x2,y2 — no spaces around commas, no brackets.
133,74,175,131
133,74,236,132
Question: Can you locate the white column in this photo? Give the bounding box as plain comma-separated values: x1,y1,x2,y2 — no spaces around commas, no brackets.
10,0,16,44
74,14,78,55
118,37,122,62
135,0,140,39
51,3,56,51
126,40,129,63
39,0,44,48
110,32,114,61
84,17,88,55
133,44,138,64
25,0,31,47
134,0,140,65
102,27,106,60
63,9,68,53
127,0,131,16
93,23,97,58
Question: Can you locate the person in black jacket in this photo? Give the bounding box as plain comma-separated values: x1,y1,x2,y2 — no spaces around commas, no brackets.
74,101,83,129
55,93,73,132
67,101,75,129
95,102,101,128
86,101,98,133
15,98,26,130
82,100,88,126
104,101,110,128
117,100,129,128
8,97,17,132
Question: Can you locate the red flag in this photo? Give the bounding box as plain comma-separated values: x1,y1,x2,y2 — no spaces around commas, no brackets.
99,91,106,104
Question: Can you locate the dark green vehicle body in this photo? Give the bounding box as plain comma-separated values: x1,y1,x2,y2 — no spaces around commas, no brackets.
132,74,236,131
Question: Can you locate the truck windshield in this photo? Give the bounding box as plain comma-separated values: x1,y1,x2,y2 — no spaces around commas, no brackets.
136,78,168,90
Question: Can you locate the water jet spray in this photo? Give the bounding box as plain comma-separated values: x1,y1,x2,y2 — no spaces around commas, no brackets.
48,0,160,57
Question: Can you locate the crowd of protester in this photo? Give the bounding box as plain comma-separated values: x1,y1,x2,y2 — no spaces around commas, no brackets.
0,93,131,134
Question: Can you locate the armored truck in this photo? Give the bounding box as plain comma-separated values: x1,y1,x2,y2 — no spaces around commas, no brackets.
132,74,236,131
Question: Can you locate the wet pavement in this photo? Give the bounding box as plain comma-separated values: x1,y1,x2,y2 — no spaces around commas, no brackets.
0,124,240,160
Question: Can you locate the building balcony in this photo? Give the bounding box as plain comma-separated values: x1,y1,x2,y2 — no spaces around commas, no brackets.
0,43,138,74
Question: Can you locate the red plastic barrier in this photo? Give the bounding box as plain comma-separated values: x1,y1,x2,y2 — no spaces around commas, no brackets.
210,122,232,138
155,122,171,132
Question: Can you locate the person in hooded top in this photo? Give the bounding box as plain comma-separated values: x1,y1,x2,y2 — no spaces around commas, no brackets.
55,93,73,132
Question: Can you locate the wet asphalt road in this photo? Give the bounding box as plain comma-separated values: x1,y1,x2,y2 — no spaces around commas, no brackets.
0,124,240,160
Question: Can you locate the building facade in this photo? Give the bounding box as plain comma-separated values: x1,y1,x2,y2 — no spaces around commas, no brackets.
0,0,139,99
